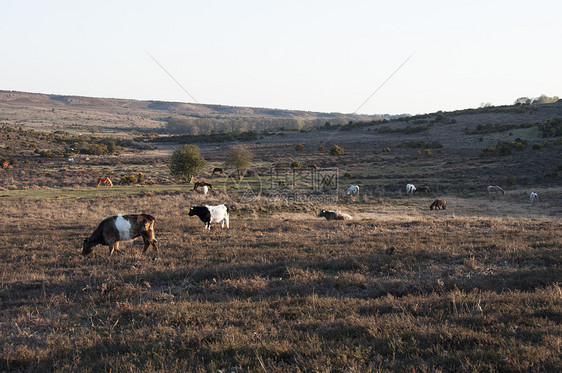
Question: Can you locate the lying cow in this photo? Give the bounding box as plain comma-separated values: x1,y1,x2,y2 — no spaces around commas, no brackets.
82,214,158,256
318,209,352,221
189,204,230,230
429,199,447,210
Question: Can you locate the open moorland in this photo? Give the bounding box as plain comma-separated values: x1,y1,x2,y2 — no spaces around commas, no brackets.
0,92,561,372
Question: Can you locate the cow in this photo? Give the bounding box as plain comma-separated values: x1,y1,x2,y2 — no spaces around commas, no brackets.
429,199,447,210
414,186,430,195
317,209,352,221
406,183,416,194
487,186,505,195
530,192,538,205
188,205,229,230
201,185,209,195
212,167,223,174
194,181,213,191
346,185,359,196
97,177,113,187
82,214,158,256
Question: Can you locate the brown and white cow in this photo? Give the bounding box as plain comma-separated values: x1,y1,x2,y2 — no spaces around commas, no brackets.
82,214,158,256
487,185,505,195
97,177,113,187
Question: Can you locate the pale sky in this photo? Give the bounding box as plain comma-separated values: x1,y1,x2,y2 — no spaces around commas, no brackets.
1,0,560,115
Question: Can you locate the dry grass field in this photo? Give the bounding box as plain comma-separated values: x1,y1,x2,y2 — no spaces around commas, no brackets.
0,92,561,371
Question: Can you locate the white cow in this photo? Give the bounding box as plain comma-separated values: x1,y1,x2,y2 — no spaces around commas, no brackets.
201,185,209,195
530,192,538,205
406,184,416,194
346,185,359,196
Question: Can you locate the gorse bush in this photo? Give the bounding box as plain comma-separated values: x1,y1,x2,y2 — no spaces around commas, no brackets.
330,145,344,156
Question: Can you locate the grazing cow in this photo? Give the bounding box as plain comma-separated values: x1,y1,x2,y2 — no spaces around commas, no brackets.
1,160,11,169
193,181,213,191
406,183,416,194
82,214,158,256
429,199,447,210
530,192,538,205
189,205,229,230
318,209,352,221
97,177,113,187
414,186,430,195
346,185,359,196
487,185,505,195
212,167,223,174
201,185,209,195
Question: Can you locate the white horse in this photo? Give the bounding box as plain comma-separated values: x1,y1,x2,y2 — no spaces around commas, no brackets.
346,185,359,196
530,192,538,204
406,183,416,194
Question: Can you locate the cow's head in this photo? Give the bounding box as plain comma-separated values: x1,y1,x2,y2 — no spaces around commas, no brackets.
82,238,94,256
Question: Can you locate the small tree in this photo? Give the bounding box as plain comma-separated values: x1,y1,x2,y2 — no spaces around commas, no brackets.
226,145,252,179
169,144,206,183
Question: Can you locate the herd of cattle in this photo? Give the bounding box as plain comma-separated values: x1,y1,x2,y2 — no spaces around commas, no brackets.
82,182,541,257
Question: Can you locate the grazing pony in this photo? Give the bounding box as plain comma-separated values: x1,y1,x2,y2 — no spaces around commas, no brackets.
194,181,213,191
318,209,352,221
487,186,505,195
530,192,538,205
82,214,158,256
189,205,229,230
346,185,359,196
414,186,430,195
429,199,447,210
212,167,223,174
97,177,113,187
406,184,416,194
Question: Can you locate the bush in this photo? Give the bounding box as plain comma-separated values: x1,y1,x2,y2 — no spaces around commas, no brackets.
342,172,352,179
507,176,516,186
424,149,433,157
330,145,344,156
481,147,496,156
317,146,325,152
532,143,542,150
119,174,138,185
295,144,304,152
290,161,302,169
383,147,391,153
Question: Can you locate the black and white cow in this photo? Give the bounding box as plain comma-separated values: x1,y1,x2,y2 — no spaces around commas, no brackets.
317,209,352,221
188,205,230,230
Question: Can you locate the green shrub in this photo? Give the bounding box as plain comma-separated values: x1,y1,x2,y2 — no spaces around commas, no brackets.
507,176,516,185
481,147,496,156
342,172,353,179
295,144,304,152
290,161,302,169
532,143,542,150
317,146,325,152
330,145,344,156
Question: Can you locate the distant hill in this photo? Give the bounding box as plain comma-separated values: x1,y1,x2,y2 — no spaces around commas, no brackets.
0,90,384,135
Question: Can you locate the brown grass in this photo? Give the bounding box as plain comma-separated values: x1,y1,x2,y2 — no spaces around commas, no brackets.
1,194,560,372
